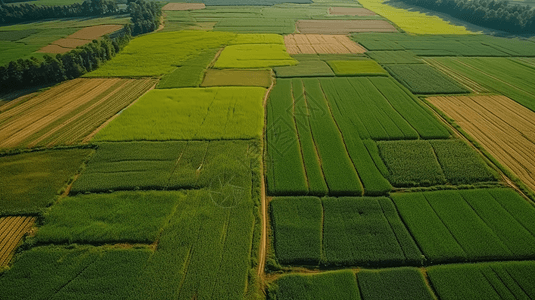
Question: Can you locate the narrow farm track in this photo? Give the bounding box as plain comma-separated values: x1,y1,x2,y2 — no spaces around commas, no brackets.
423,96,533,199
0,216,36,266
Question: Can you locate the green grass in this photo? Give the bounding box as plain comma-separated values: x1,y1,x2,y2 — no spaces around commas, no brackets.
328,60,388,76
0,245,151,300
0,29,40,41
71,141,255,193
358,267,435,300
392,189,535,263
270,197,322,265
86,31,237,77
322,197,423,267
201,69,272,87
378,140,446,187
0,41,42,66
0,149,91,216
157,48,219,89
214,18,296,34
426,57,535,112
230,33,284,44
35,191,184,244
268,270,361,300
266,80,308,195
428,261,535,300
366,51,422,64
93,87,265,141
274,60,335,77
214,44,297,69
385,64,469,94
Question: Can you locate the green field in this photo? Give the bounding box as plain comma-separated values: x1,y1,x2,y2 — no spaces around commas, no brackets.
214,44,297,68
377,140,495,187
201,69,272,87
157,48,219,89
358,267,435,300
35,191,184,244
274,60,335,77
328,60,388,76
385,64,469,94
71,141,255,193
270,196,423,267
93,87,265,141
0,149,91,216
426,57,535,111
392,189,535,263
366,51,422,64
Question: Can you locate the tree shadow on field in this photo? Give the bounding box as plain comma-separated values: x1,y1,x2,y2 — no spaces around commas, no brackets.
382,0,535,38
0,83,57,107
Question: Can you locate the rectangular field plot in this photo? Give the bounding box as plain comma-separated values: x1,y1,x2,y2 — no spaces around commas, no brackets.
268,270,360,300
266,77,450,196
366,51,422,64
35,191,183,245
0,216,36,267
428,95,535,192
270,197,423,267
37,25,123,54
392,189,535,263
71,140,255,193
329,7,377,16
0,78,156,149
274,60,335,77
157,48,218,89
428,261,535,300
377,140,496,187
214,44,297,68
201,69,272,87
0,149,91,216
162,3,205,10
385,64,469,94
328,60,388,76
352,34,525,56
297,20,398,34
284,34,367,54
93,87,265,141
358,267,435,300
426,57,535,112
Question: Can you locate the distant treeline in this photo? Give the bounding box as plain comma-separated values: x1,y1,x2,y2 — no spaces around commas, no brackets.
0,0,161,91
0,0,123,24
397,0,535,33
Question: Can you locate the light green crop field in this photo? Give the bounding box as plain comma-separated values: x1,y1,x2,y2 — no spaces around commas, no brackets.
214,44,297,68
93,87,266,141
328,60,388,76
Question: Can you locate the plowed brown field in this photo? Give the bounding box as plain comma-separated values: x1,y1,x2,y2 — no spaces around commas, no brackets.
328,7,377,16
38,25,123,53
284,34,366,54
296,20,397,34
162,3,205,10
0,78,156,149
428,95,535,192
0,216,36,267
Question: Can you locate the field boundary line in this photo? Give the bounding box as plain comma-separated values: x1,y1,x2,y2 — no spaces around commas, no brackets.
82,79,157,143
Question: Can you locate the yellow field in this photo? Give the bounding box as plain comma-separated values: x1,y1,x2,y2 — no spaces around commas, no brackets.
358,0,475,34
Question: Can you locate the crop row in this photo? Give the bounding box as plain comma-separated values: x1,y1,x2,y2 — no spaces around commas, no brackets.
271,188,535,267
384,64,469,94
268,261,535,300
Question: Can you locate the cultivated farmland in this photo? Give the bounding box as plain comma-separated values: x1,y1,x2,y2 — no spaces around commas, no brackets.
428,95,535,192
284,34,367,54
93,87,265,141
37,25,123,54
0,78,156,149
384,64,469,94
201,69,272,87
0,216,36,267
214,44,297,68
162,3,206,10
296,20,398,34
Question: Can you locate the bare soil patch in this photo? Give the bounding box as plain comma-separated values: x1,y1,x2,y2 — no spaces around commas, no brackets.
0,216,36,267
428,95,535,192
329,7,377,16
37,44,71,54
284,34,366,54
162,3,205,10
67,25,123,40
52,38,90,49
296,20,397,34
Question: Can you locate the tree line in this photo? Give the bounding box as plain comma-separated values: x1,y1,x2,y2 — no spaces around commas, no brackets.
0,0,123,24
397,0,535,33
0,0,161,91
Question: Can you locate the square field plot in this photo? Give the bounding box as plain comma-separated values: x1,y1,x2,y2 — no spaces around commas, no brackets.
296,20,397,34
71,140,255,194
284,34,366,54
162,3,205,10
93,87,266,141
392,189,535,263
201,69,272,87
329,7,377,16
0,149,91,216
